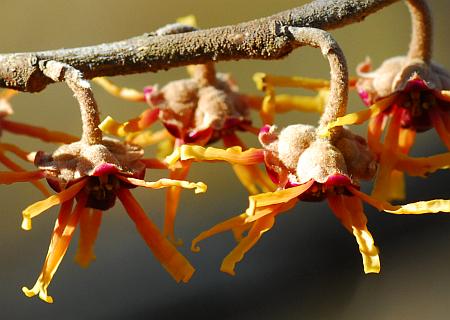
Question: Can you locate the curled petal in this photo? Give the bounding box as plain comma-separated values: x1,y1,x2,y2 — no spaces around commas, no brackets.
246,180,314,216
22,196,84,303
348,186,449,215
328,195,380,273
163,163,191,244
116,175,207,194
117,188,195,283
192,199,297,253
1,119,78,144
75,209,102,268
221,214,276,275
319,95,396,137
191,214,248,252
180,145,265,165
21,178,88,230
384,199,450,215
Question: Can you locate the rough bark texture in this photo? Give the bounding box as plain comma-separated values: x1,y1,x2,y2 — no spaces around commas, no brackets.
0,0,398,93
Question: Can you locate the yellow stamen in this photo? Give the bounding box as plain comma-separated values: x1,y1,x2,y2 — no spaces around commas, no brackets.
22,179,88,230
75,209,102,268
117,188,195,283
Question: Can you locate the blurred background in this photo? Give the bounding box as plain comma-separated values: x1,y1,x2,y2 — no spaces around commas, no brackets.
1,0,449,319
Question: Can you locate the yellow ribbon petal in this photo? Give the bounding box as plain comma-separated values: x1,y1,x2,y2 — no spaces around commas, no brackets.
22,179,87,230
180,145,265,165
318,94,397,137
116,175,207,194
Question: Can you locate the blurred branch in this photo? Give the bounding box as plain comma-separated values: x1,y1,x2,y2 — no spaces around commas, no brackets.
0,0,397,93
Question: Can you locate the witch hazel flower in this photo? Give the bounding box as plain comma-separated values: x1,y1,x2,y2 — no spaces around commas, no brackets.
11,61,206,303
0,89,78,196
175,27,450,275
95,25,273,243
324,0,450,201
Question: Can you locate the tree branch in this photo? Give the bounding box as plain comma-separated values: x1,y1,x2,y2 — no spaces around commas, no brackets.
0,0,397,93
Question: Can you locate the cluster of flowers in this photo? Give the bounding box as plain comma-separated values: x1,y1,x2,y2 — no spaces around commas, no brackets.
0,1,448,303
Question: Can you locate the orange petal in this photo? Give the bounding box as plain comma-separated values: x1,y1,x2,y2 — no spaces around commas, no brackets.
394,152,450,176
221,214,276,275
0,142,33,162
367,114,385,154
222,133,274,194
246,180,314,216
1,119,78,144
0,153,49,197
0,169,44,184
347,186,398,211
21,178,88,230
116,175,206,194
328,195,380,273
191,213,248,252
117,188,195,283
430,108,450,150
191,198,297,252
163,163,191,244
22,196,84,303
371,108,402,201
75,209,103,267
127,129,170,147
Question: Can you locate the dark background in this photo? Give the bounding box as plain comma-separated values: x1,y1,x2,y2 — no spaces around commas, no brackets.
1,0,449,319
